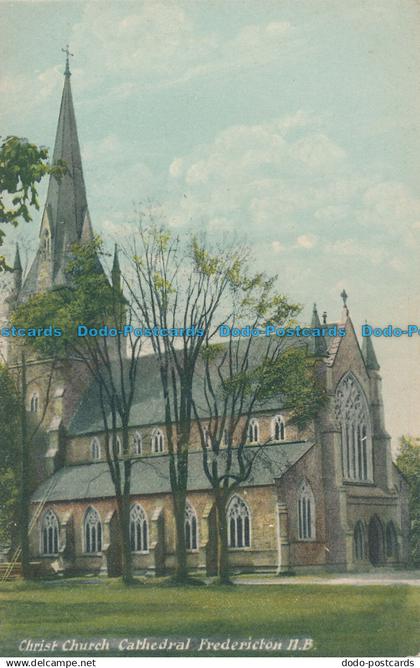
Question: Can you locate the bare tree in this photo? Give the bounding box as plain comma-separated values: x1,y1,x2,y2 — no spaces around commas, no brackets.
125,217,248,581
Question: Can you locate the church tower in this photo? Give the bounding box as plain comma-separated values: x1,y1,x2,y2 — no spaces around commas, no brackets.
18,48,94,303
6,51,99,483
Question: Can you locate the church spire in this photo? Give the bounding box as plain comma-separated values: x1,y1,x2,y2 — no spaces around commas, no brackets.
20,49,94,299
13,243,22,293
308,303,328,356
111,244,121,291
362,326,380,371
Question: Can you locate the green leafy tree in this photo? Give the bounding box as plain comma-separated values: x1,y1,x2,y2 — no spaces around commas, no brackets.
0,364,20,549
0,136,65,271
13,237,142,584
396,435,420,564
191,272,325,583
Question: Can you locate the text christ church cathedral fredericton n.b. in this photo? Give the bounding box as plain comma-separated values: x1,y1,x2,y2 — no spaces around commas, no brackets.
1,59,410,576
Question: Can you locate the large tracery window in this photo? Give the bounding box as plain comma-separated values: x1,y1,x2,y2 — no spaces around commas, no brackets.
335,373,373,482
41,509,59,555
227,495,251,548
129,504,148,553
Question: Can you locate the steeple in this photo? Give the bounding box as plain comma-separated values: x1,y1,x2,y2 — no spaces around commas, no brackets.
111,244,121,291
13,244,22,293
308,303,328,356
362,327,380,371
20,48,94,300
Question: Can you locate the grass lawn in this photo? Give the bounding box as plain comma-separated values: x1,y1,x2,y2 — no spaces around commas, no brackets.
0,579,418,657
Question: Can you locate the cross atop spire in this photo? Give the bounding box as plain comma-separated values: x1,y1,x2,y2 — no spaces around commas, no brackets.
340,288,349,319
62,44,74,77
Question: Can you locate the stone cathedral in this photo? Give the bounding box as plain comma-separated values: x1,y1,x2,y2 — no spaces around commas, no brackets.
2,59,410,576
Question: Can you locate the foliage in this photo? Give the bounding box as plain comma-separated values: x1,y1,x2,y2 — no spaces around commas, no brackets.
0,364,20,546
12,237,116,357
0,136,66,271
256,347,327,429
396,435,420,562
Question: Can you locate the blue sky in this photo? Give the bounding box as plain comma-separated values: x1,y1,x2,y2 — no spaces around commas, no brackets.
1,0,420,446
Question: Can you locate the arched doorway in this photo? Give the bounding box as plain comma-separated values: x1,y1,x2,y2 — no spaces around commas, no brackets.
368,516,384,566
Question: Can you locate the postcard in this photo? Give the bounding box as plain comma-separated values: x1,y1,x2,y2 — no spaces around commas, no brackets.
0,1,419,665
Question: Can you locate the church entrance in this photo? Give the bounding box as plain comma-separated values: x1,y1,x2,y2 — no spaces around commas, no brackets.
368,516,384,566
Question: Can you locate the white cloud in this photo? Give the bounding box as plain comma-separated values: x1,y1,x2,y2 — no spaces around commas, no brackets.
67,3,303,97
296,234,317,249
272,240,286,253
325,239,385,265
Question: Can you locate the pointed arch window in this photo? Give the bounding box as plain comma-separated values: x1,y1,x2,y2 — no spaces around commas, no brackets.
30,392,39,413
247,418,259,444
42,228,51,256
112,435,122,457
272,415,286,441
41,509,59,555
203,427,212,449
298,480,315,540
335,373,373,482
133,432,142,456
84,507,102,554
91,437,101,461
151,428,164,453
129,504,148,553
185,501,198,551
354,521,366,560
386,521,398,559
227,495,251,548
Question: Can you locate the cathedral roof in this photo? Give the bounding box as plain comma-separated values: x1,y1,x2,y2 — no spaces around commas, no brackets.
68,338,307,436
31,440,315,502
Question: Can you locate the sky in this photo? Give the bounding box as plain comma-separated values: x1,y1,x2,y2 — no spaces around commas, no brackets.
1,0,420,450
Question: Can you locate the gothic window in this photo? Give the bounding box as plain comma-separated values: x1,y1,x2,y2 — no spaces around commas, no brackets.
272,415,285,441
248,418,259,444
112,435,122,457
91,437,101,461
298,480,315,540
204,427,211,449
227,495,251,548
386,521,398,559
42,229,51,256
84,507,102,554
185,501,198,551
354,521,366,560
41,509,59,555
30,392,39,413
129,504,148,553
335,372,373,482
133,432,142,456
151,428,164,453
223,429,229,447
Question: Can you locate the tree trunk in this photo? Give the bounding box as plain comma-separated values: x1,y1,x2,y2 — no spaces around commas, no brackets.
117,494,133,585
20,352,31,579
216,495,232,584
173,491,188,582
